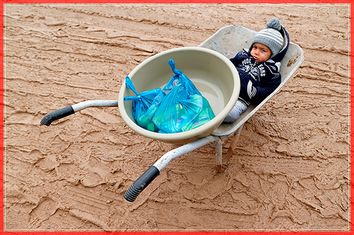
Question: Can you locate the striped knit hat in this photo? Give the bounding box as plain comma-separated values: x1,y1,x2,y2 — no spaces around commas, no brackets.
252,18,284,57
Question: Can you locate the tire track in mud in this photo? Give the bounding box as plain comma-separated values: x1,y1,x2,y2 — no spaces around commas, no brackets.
4,4,350,231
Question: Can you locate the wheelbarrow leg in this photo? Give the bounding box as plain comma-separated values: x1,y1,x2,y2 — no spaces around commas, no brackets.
225,124,244,160
215,137,223,166
124,135,219,202
231,124,244,149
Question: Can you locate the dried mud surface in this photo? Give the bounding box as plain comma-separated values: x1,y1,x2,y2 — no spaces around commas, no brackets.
4,4,350,232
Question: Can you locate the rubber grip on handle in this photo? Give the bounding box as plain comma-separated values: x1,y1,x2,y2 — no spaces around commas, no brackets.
40,106,75,126
124,166,160,202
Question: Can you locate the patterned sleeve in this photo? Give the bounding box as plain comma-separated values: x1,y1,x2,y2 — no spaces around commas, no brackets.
230,50,249,66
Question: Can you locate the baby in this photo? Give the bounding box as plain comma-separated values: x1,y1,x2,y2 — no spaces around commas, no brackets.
224,18,288,123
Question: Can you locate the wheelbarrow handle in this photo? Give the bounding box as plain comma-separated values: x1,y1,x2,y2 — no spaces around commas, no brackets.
124,166,160,202
40,105,75,126
40,100,118,126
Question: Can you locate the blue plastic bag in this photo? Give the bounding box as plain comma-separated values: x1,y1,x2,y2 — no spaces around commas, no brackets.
123,76,164,131
152,59,215,133
181,95,216,131
124,59,215,133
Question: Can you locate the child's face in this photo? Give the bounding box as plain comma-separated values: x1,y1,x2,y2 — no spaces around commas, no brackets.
250,43,272,62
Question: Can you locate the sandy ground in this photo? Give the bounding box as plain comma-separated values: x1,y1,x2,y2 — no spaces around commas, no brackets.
4,4,350,232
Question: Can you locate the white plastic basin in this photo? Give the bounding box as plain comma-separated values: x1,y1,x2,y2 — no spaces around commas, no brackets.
118,46,240,144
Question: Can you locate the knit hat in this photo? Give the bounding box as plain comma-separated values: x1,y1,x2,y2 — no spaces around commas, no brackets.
252,18,284,57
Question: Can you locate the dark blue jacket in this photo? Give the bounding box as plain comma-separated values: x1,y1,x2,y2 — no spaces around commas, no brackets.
230,49,281,105
230,23,290,105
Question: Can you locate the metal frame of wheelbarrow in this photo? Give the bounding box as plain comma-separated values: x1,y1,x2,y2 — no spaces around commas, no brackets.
40,25,304,202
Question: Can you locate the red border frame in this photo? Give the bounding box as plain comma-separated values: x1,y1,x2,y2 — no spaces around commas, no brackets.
1,0,353,3
0,0,3,233
2,0,351,2
0,1,352,235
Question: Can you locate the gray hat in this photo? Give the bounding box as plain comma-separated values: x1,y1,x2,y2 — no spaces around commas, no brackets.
252,19,284,57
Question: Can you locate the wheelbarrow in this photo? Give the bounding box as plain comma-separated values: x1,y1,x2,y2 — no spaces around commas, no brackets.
40,25,304,202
